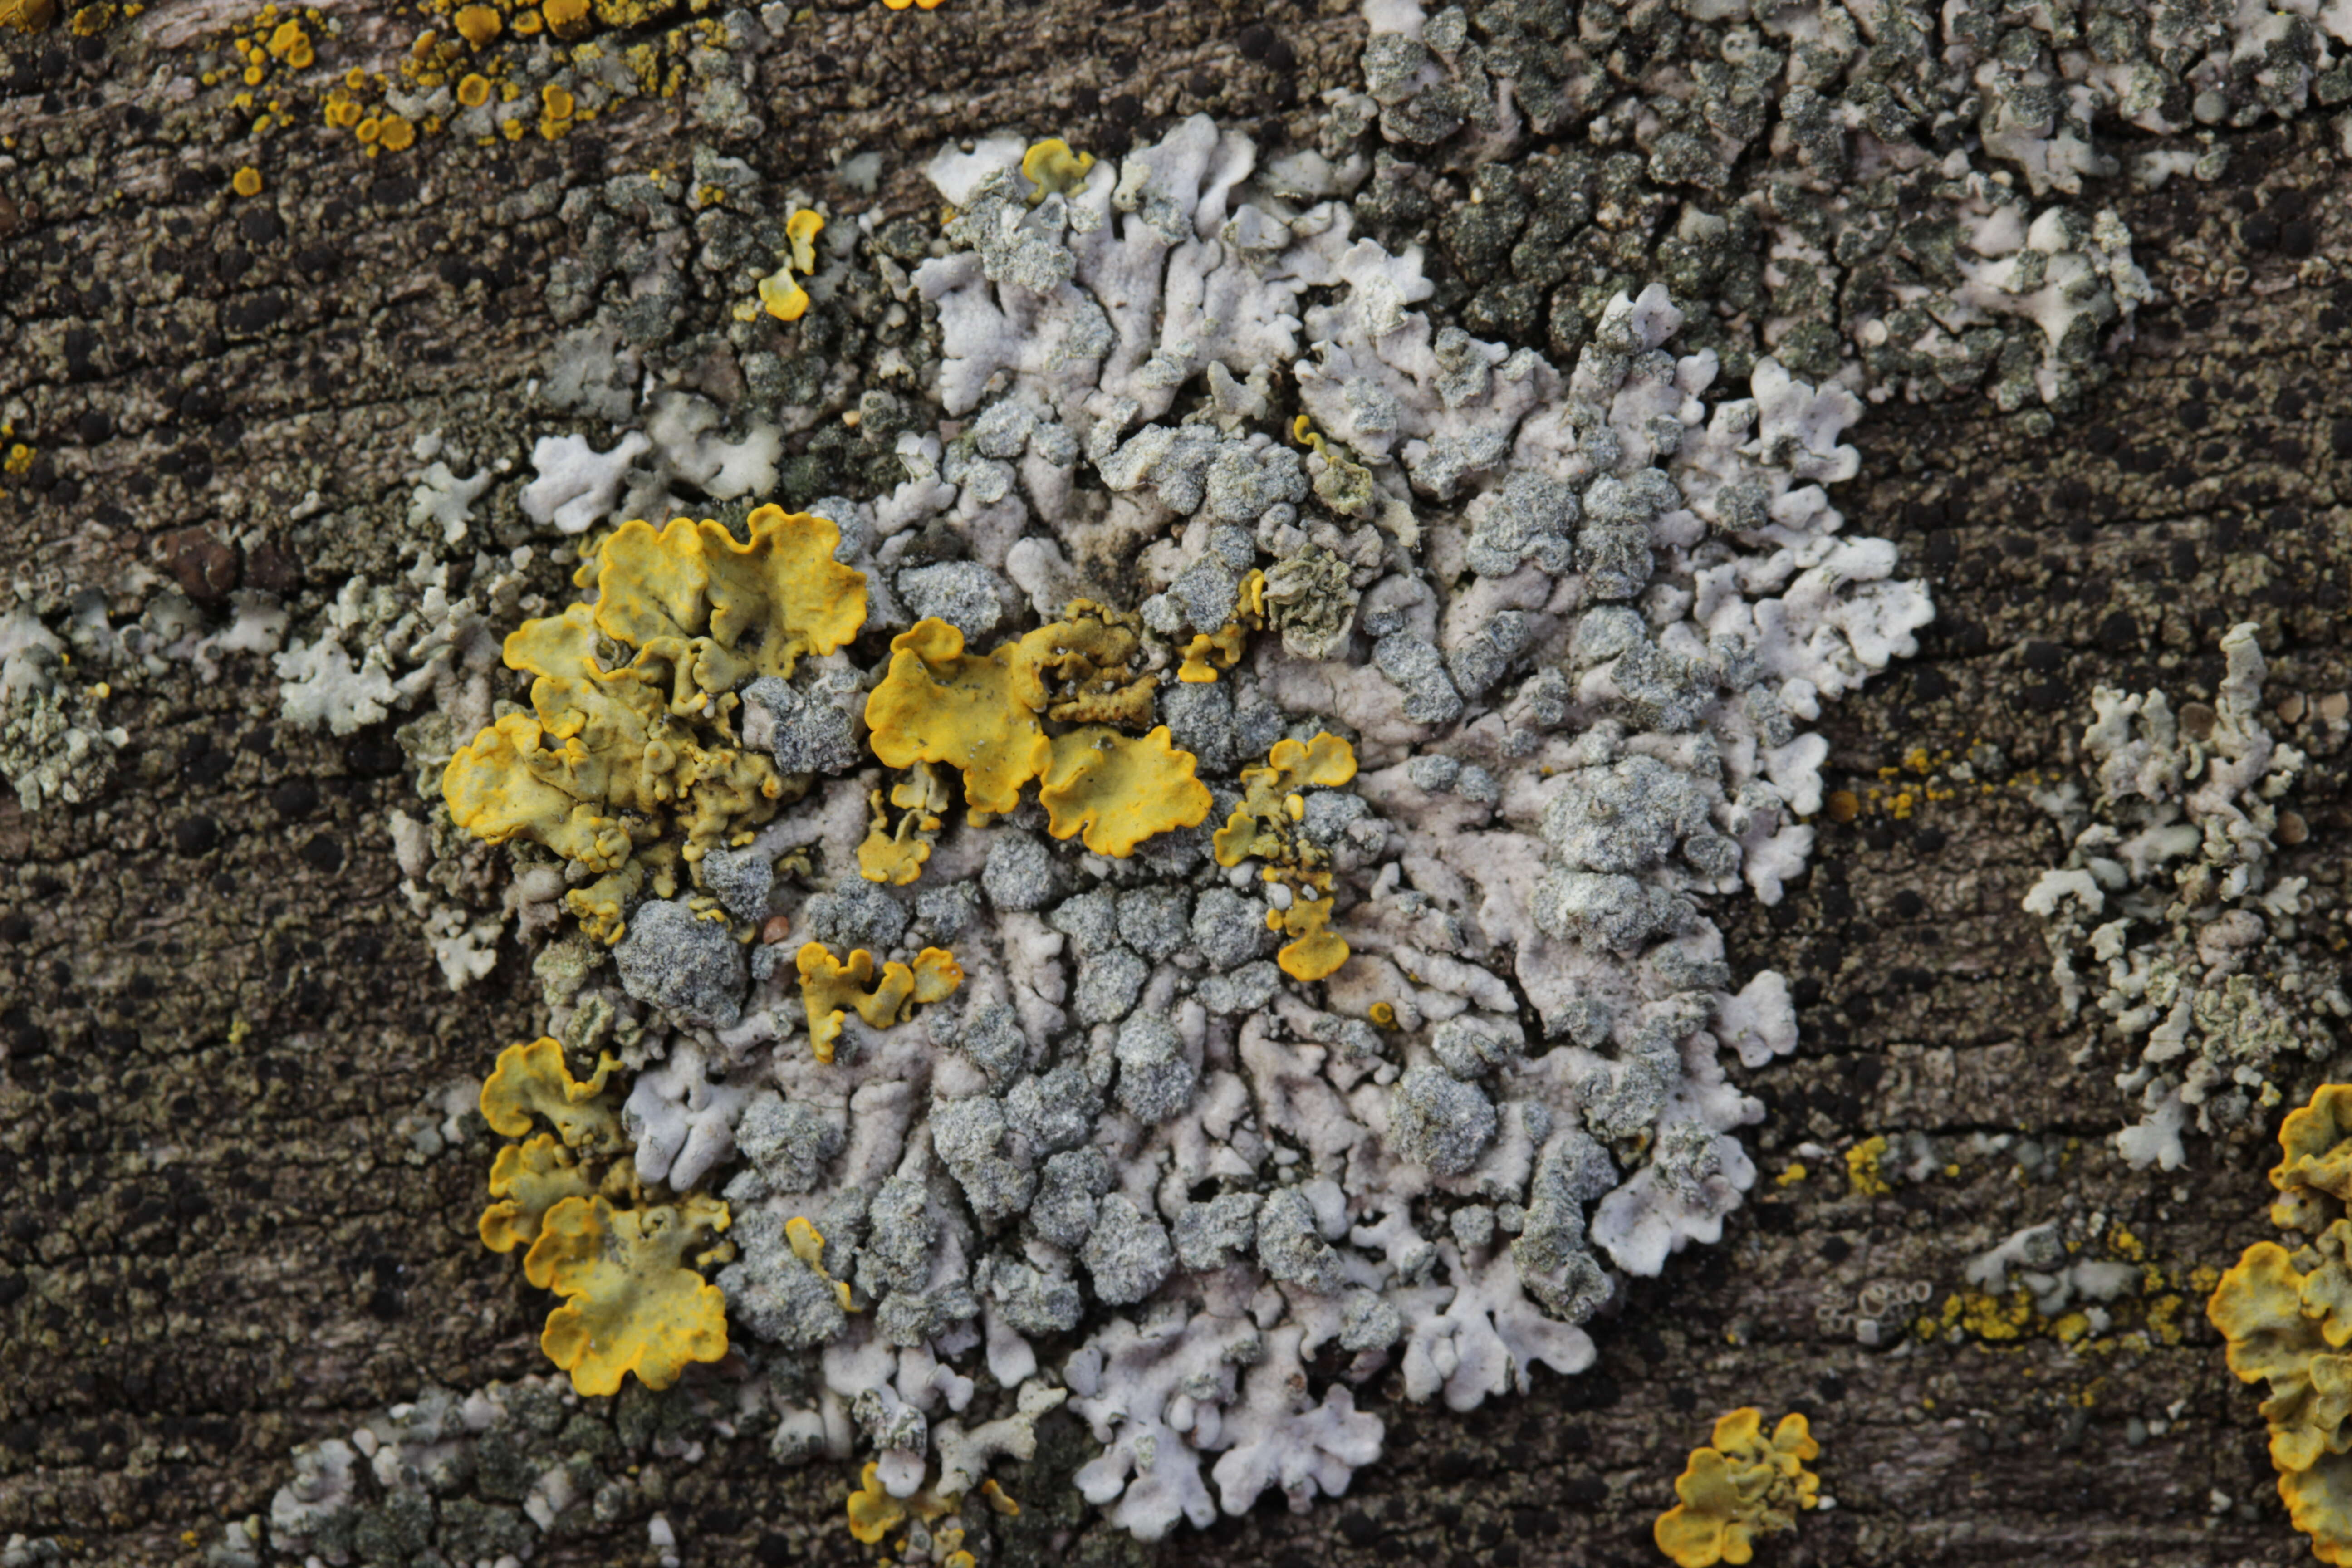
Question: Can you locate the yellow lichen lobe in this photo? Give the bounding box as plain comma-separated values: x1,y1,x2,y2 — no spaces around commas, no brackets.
786,206,824,273
785,1215,857,1311
1031,599,1156,726
2210,1235,2352,1561
526,1191,731,1396
1653,1409,1822,1568
542,0,591,37
859,762,952,886
865,618,1054,816
456,71,492,107
1021,137,1095,202
2210,1084,2352,1563
444,507,862,942
758,265,810,321
1,0,57,34
1178,620,1247,684
453,1,501,44
478,1133,597,1252
1039,725,1211,857
2275,1084,2352,1230
478,1036,626,1151
847,1459,960,1545
230,165,264,197
797,942,964,1064
1213,733,1360,980
1844,1135,1891,1197
1271,890,1347,982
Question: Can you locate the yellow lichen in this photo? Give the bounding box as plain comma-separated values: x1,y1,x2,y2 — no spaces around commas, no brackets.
479,1035,626,1151
476,1041,731,1398
1,0,57,34
2211,1234,2352,1563
1178,620,1248,684
456,72,492,107
2210,1084,2352,1564
444,507,862,943
526,1191,731,1396
866,607,1187,826
757,208,826,320
1176,570,1263,684
787,1215,856,1312
1031,600,1156,727
847,1459,960,1543
1654,1409,1821,1568
230,166,264,197
759,265,809,321
453,1,500,44
1020,137,1095,201
797,942,964,1064
1039,725,1211,857
1213,733,1359,981
1268,890,1348,982
786,206,824,272
1844,1135,1890,1197
542,0,591,37
590,509,867,688
858,762,952,886
2275,1085,2352,1230
865,618,1055,816
378,113,417,152
479,1133,599,1252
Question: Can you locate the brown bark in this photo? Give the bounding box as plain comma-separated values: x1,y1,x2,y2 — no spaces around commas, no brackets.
2,3,2347,1564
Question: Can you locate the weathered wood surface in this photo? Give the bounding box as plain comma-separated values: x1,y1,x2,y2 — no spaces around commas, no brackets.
3,2,2349,1563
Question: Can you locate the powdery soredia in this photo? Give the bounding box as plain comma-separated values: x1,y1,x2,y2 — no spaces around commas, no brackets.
387,112,1927,1546
519,116,1916,1539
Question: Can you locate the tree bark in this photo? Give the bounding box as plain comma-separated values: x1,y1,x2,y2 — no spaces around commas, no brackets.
1,3,2345,1565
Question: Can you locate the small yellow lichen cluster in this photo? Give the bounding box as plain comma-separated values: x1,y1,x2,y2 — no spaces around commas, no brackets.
1019,137,1094,202
2210,1085,2352,1564
881,0,946,11
863,612,1209,860
196,4,322,139
477,1038,734,1396
1,0,58,38
756,209,827,322
846,1460,1018,1566
443,505,867,943
798,942,963,1064
1211,733,1358,981
1178,570,1264,685
323,63,421,153
787,1215,856,1313
1653,1409,1822,1568
1843,1134,1890,1197
859,760,953,886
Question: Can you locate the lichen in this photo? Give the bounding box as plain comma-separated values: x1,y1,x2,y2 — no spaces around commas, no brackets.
1653,1409,1821,1568
796,941,964,1064
475,1038,734,1395
2211,1086,2352,1567
444,505,862,941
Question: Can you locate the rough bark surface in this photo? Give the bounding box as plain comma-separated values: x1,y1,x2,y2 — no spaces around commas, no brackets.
3,3,2349,1566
